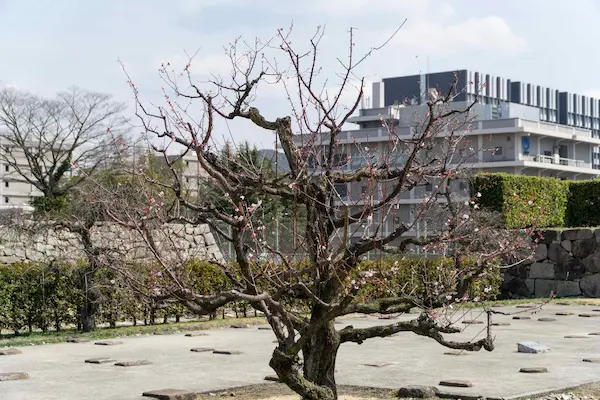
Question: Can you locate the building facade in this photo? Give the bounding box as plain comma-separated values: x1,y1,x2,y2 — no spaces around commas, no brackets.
295,70,600,243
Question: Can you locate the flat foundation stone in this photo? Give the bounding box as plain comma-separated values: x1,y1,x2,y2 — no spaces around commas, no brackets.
142,389,197,400
513,316,531,320
0,348,22,355
578,313,600,318
230,324,249,329
190,348,214,353
564,335,589,339
184,332,208,337
517,341,550,354
439,380,473,388
444,351,468,356
538,318,557,322
588,332,600,335
95,340,123,346
583,358,600,363
519,367,548,373
212,350,242,355
462,320,483,325
264,375,279,382
397,385,440,398
257,327,271,330
85,357,115,364
556,312,574,316
115,360,152,367
555,302,570,305
491,322,511,326
66,337,90,343
0,372,29,381
363,362,393,367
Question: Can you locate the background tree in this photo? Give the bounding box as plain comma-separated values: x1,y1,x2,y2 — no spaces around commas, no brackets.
0,86,129,211
109,28,536,400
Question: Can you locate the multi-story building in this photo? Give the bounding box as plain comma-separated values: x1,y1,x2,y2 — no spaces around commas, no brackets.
0,142,42,209
295,70,600,243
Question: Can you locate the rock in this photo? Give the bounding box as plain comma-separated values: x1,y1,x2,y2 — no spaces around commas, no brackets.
0,348,22,355
564,335,589,339
529,263,555,279
115,360,152,367
583,358,600,363
562,229,593,241
535,279,581,297
257,327,271,330
397,386,440,398
184,332,208,337
502,275,534,297
264,375,280,382
95,340,123,346
491,322,511,326
561,240,572,252
580,274,600,297
438,380,472,388
578,313,600,318
230,324,249,329
588,332,600,335
519,367,548,373
444,351,468,356
364,362,393,367
85,357,115,364
548,243,571,263
555,302,570,305
190,348,214,353
142,389,197,400
66,337,90,343
555,259,586,280
462,320,483,324
517,341,550,353
513,316,531,320
0,372,29,381
213,350,242,355
534,244,548,261
556,312,574,316
538,318,557,322
582,253,600,274
572,239,597,258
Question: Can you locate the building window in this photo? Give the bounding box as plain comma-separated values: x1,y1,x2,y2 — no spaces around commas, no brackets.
3,197,8,204
3,165,7,172
459,181,467,191
185,177,190,184
4,181,8,188
425,183,433,191
493,147,503,156
334,183,348,198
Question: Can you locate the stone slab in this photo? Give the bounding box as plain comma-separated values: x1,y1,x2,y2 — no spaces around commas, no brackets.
462,320,483,325
0,348,22,355
0,372,29,381
212,350,242,355
363,362,393,367
85,357,115,364
513,316,531,320
190,348,214,353
66,337,90,343
263,376,279,382
537,318,556,322
114,360,152,367
588,332,600,335
397,385,440,398
556,312,574,316
564,335,589,339
142,389,197,400
583,358,600,363
94,340,123,346
578,313,600,318
439,380,473,388
184,332,208,337
230,324,249,329
517,341,549,353
491,322,511,326
519,367,548,373
443,351,468,356
257,327,271,330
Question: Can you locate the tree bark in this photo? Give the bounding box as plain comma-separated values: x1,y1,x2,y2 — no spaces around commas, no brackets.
301,322,340,400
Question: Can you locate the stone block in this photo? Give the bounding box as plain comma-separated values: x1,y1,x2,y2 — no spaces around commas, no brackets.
582,253,600,274
583,358,600,363
85,357,115,364
572,239,597,258
580,274,600,297
517,341,549,353
529,263,555,279
95,340,123,346
555,259,586,280
0,348,22,355
115,360,152,367
212,350,242,355
264,376,280,382
0,372,28,381
561,240,572,252
534,279,581,298
548,243,571,263
502,275,533,297
563,229,593,241
537,230,560,244
204,235,216,246
438,380,472,388
534,244,547,261
397,386,440,398
190,348,214,352
364,362,393,367
519,367,548,373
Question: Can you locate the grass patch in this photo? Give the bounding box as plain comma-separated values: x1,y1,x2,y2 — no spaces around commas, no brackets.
0,317,266,348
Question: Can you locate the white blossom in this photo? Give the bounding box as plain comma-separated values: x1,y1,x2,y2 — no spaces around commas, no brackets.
462,214,469,219
476,192,482,197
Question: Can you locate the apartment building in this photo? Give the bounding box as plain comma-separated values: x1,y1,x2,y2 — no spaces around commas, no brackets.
0,143,42,209
294,70,600,243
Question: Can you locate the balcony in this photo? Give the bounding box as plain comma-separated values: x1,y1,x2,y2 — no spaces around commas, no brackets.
518,153,591,169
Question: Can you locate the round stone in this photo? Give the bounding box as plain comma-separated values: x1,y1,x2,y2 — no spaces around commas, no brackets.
583,358,600,363
578,313,600,318
588,332,600,336
491,322,511,326
439,380,472,388
519,367,548,373
513,316,531,320
538,318,556,322
398,386,440,399
555,302,570,305
556,312,574,316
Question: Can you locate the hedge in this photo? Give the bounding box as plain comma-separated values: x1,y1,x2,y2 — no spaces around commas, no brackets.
566,179,600,227
470,173,569,229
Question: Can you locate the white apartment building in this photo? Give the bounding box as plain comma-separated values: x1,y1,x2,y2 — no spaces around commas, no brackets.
294,83,600,243
0,143,42,209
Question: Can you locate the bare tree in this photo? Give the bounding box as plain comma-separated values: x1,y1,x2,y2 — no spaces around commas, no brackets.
0,86,129,210
108,28,536,400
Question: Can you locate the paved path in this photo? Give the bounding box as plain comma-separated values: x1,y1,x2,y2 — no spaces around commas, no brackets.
2,303,600,399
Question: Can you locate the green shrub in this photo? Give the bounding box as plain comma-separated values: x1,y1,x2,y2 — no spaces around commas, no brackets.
470,173,569,228
566,179,600,227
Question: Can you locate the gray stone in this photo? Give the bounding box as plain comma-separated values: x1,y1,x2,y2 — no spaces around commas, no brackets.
513,316,531,320
502,275,533,297
264,375,280,382
462,320,483,324
230,324,249,329
142,389,197,400
548,243,571,263
519,367,548,373
67,337,90,343
561,240,572,252
257,327,271,330
562,229,593,241
397,386,440,398
85,357,115,364
190,348,214,352
95,340,123,346
572,238,597,258
363,362,393,367
439,380,472,388
582,253,600,273
0,372,28,381
529,263,555,279
555,259,586,280
583,358,600,363
578,313,600,318
0,348,22,355
212,350,242,355
443,351,468,356
115,360,152,367
564,335,589,339
588,332,600,335
537,318,556,322
534,279,581,297
538,230,560,244
517,341,550,353
556,312,574,316
534,244,547,261
184,332,208,337
580,274,600,297
204,235,216,246
491,322,511,326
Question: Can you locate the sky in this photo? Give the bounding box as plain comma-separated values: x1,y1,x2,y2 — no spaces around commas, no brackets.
1,0,599,150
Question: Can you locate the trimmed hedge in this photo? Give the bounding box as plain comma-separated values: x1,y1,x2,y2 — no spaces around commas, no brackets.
470,173,569,229
566,179,600,227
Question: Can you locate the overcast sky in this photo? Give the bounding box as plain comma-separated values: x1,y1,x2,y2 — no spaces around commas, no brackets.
1,0,598,150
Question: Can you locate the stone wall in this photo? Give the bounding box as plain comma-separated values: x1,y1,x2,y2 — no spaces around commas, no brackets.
503,228,600,298
0,222,223,265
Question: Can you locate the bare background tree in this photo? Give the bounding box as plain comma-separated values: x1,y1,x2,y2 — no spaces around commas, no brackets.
89,27,539,400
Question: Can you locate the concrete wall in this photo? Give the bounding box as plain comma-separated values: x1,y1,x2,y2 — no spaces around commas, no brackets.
0,223,223,265
503,228,600,298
